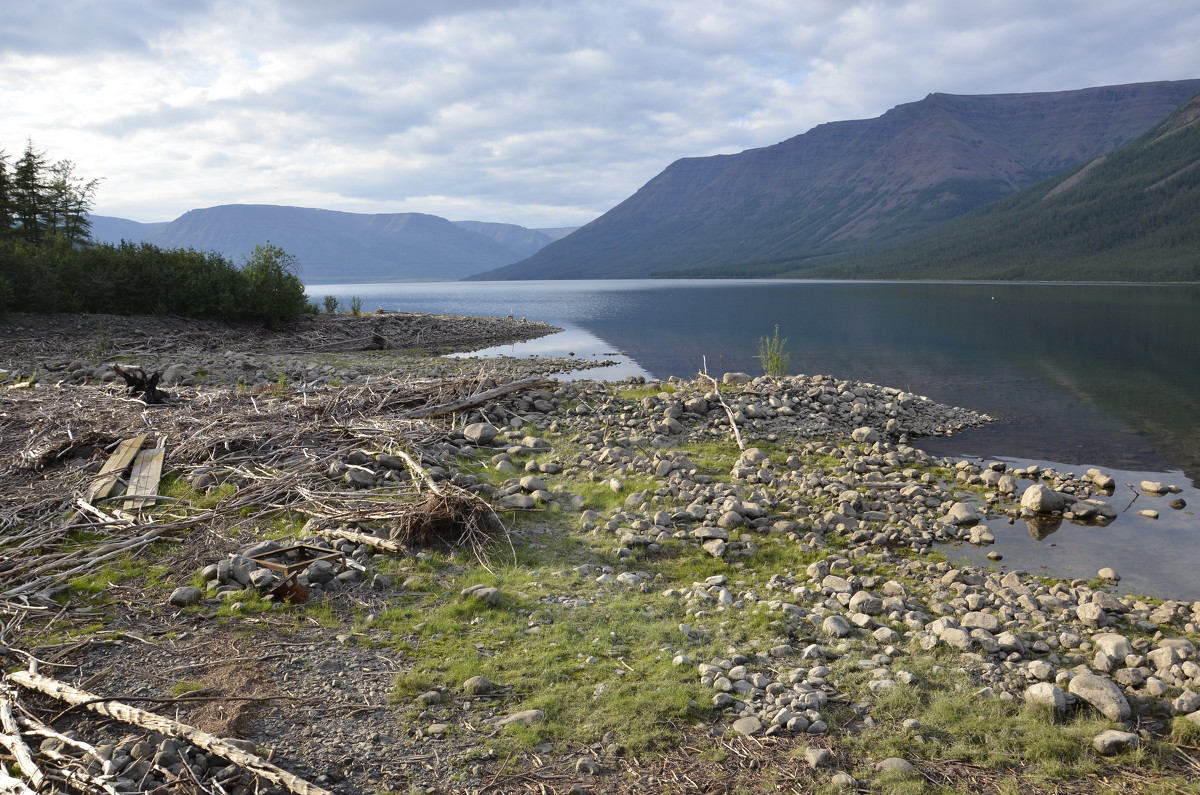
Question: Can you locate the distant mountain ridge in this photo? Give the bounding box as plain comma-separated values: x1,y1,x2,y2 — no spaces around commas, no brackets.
88,205,577,283
770,90,1200,281
474,79,1200,280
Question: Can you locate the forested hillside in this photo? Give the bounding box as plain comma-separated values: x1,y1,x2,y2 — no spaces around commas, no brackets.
763,91,1200,282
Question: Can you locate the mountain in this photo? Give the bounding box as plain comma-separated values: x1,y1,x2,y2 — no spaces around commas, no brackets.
473,79,1200,280
89,215,169,242
452,221,557,260
88,205,569,283
770,91,1200,281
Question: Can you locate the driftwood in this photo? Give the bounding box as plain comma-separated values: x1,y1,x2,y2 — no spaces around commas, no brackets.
112,365,170,404
698,360,746,452
397,375,550,419
317,526,407,554
0,686,42,792
6,670,331,795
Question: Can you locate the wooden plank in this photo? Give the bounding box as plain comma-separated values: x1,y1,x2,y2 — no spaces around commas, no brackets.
84,435,147,501
124,445,165,510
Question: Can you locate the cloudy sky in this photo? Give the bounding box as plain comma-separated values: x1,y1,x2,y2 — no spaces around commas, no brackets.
3,1,1200,228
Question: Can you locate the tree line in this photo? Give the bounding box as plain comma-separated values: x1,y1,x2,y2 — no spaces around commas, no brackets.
0,139,310,327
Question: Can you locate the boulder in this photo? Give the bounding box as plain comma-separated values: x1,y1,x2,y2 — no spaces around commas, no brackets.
944,502,982,525
1092,730,1139,755
851,427,879,444
168,586,203,607
463,422,500,445
848,591,884,616
461,584,502,607
1020,484,1065,514
1068,673,1130,722
1092,633,1133,661
1025,682,1068,719
822,615,852,638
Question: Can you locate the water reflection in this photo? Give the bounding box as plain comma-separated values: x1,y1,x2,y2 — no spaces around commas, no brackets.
309,280,1200,482
1024,514,1062,540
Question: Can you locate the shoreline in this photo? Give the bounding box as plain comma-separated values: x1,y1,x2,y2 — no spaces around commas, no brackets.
2,312,1199,794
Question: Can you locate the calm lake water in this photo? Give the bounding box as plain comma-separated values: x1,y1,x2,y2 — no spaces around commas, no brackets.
310,280,1200,599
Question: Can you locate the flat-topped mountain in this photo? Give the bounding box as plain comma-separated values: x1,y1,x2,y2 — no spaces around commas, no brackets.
88,205,575,283
781,89,1200,281
475,79,1200,280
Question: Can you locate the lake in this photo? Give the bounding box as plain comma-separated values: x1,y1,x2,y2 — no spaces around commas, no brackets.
309,279,1200,600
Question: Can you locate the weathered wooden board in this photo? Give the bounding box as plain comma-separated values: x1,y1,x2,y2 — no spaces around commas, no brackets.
124,444,165,509
84,435,147,501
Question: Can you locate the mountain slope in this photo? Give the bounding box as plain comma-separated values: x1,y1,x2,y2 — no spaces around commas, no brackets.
777,92,1200,281
475,79,1200,280
88,205,567,283
452,221,556,260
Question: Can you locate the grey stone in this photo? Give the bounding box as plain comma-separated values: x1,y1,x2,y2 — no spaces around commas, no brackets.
1068,673,1131,722
830,771,857,788
485,709,543,727
1172,690,1200,715
497,494,537,509
1021,483,1066,513
461,584,502,607
731,716,763,736
1092,730,1139,755
248,568,277,590
463,422,499,445
851,427,879,444
304,559,336,585
1025,682,1068,719
1076,602,1106,627
463,675,494,695
875,758,917,774
1092,633,1134,661
575,756,601,775
804,747,831,769
722,372,753,385
944,502,981,525
822,615,852,638
519,475,548,493
848,591,884,616
168,586,203,607
960,612,1001,633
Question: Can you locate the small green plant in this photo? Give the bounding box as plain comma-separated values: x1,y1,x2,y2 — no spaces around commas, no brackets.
757,324,790,377
322,295,340,314
349,296,363,316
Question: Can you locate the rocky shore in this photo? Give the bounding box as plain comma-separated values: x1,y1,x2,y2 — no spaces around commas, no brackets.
2,312,1199,795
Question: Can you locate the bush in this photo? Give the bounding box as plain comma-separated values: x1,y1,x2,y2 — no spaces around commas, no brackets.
349,296,363,316
240,243,309,329
323,295,340,314
757,324,790,377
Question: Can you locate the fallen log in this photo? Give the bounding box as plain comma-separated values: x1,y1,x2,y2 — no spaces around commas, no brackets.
6,670,331,795
397,376,550,419
317,526,407,554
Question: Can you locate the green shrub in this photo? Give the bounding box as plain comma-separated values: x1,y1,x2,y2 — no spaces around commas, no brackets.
323,295,340,314
757,324,790,377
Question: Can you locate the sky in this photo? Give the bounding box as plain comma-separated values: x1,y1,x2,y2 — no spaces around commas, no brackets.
3,1,1200,229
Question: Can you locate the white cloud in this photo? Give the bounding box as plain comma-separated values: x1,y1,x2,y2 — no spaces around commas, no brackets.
2,0,1198,227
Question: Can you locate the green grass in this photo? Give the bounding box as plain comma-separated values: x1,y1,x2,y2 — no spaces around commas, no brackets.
67,554,170,594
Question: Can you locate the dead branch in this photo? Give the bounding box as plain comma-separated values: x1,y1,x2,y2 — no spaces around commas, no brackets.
6,670,331,795
397,376,550,419
697,360,745,452
0,686,43,791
